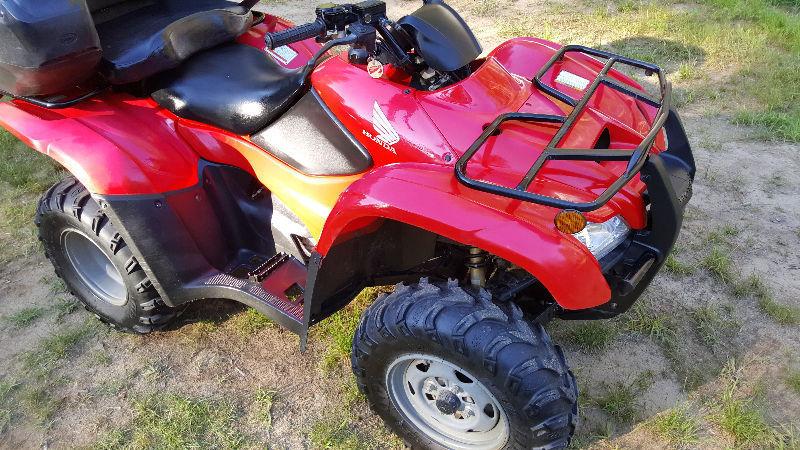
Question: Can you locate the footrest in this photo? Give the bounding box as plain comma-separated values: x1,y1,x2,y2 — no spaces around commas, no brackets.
248,252,290,282
202,252,308,327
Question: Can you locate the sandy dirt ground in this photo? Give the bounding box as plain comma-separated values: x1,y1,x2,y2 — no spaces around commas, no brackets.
1,0,798,449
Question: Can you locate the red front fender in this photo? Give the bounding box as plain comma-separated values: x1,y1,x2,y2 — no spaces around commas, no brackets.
318,163,612,310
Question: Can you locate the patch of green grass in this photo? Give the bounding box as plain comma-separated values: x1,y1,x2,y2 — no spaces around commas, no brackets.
733,272,769,298
710,361,776,447
648,406,701,447
555,321,620,352
315,286,392,372
52,298,79,322
701,246,734,283
98,394,246,450
758,295,800,325
22,321,98,379
229,308,272,336
624,304,675,345
665,254,694,275
253,388,277,429
96,378,129,398
0,379,16,433
786,370,800,395
690,305,739,347
21,384,61,424
591,382,641,423
5,306,46,328
731,272,798,324
309,417,376,450
0,131,63,264
0,130,62,192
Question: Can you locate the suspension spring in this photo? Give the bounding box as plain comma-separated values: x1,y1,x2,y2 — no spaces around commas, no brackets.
466,247,488,287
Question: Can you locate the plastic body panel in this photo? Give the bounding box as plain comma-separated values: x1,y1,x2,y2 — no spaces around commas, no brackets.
397,2,481,72
317,163,612,310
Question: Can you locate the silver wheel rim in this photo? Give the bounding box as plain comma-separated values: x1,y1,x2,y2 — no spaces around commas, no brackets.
386,353,510,450
62,230,127,306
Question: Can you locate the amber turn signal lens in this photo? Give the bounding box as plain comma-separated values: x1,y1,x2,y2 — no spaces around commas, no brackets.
554,210,587,234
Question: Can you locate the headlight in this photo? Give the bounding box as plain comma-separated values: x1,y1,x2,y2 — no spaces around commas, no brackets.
572,216,629,260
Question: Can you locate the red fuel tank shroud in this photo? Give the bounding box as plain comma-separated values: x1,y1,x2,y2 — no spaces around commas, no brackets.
313,37,659,230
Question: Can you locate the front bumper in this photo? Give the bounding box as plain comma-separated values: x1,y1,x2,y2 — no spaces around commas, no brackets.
561,109,696,319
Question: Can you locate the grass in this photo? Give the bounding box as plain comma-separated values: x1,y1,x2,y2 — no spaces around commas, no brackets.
787,370,800,395
648,406,701,447
665,254,694,276
314,286,392,372
734,273,799,325
96,394,246,450
22,321,99,379
0,379,16,433
591,381,641,423
21,384,61,424
0,130,63,264
701,246,734,283
758,296,800,325
495,0,800,141
310,417,376,450
624,303,675,345
229,308,272,336
253,388,277,429
5,306,46,328
554,321,620,352
52,298,80,322
710,361,777,447
690,305,739,347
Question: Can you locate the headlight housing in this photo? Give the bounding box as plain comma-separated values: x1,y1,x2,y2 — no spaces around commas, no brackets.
572,215,630,260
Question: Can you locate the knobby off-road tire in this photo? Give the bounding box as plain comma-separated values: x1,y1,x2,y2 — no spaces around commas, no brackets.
352,279,578,450
36,177,178,333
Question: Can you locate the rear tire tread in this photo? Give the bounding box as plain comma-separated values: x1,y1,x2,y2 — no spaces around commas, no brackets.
36,176,177,334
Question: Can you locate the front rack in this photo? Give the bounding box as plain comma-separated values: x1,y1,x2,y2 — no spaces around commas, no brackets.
454,45,672,212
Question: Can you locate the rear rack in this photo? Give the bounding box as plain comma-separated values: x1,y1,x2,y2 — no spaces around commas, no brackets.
454,45,672,212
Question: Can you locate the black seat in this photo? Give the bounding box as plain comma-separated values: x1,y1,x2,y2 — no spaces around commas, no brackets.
88,0,255,84
152,44,306,135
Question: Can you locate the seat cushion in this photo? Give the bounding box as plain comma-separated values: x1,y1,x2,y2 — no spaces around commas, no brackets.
152,43,307,135
93,0,254,84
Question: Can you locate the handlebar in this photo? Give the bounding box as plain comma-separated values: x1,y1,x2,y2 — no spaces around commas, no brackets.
264,20,327,49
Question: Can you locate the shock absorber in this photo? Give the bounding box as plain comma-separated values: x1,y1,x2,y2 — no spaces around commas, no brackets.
466,247,488,287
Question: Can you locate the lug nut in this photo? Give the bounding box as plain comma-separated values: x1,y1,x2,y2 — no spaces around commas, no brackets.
423,379,439,394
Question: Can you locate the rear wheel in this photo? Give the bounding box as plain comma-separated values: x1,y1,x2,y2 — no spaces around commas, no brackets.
36,177,179,333
352,279,578,450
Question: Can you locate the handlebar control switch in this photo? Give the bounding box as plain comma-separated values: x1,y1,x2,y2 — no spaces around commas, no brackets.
316,4,356,32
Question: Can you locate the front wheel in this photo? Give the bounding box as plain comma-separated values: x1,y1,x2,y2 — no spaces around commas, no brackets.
352,279,578,450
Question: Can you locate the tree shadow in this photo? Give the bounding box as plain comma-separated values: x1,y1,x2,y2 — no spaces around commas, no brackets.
600,36,707,71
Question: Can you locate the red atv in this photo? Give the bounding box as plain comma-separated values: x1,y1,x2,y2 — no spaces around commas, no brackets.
0,0,694,447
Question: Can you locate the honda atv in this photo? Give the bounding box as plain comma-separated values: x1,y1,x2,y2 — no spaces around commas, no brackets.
0,0,695,447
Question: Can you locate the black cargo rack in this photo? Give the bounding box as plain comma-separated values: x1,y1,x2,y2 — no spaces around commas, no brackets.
454,45,672,212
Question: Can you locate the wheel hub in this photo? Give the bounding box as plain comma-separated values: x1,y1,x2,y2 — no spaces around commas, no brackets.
386,353,510,449
435,389,461,415
62,230,127,306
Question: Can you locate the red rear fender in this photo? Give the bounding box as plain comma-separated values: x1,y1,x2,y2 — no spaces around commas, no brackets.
318,163,612,310
0,96,202,195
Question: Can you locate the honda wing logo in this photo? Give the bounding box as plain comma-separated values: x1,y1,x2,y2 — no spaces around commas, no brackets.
363,101,400,153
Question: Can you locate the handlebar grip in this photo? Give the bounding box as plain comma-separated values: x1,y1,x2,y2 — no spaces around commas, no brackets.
265,20,327,49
